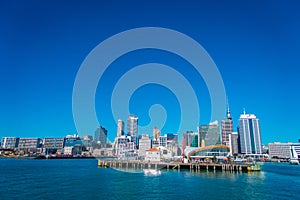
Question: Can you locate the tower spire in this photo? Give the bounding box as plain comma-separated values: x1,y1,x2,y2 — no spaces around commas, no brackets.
226,98,232,120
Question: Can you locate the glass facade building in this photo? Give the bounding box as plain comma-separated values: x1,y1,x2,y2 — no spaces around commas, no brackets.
198,121,221,147
94,126,108,147
127,114,138,146
238,112,262,154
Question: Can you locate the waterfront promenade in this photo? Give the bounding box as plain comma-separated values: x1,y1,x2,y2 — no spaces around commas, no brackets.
98,160,260,172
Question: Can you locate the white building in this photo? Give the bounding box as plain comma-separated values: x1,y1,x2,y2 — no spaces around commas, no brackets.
114,136,136,159
127,114,138,145
268,142,292,159
1,137,19,149
145,148,160,162
138,134,151,158
238,112,263,155
290,144,300,161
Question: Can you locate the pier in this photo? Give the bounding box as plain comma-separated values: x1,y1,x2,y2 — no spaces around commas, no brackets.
97,160,260,172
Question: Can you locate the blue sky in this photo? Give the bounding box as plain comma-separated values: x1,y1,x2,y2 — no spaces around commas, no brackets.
1,0,300,144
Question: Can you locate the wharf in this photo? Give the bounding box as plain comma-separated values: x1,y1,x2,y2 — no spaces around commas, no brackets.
97,160,260,172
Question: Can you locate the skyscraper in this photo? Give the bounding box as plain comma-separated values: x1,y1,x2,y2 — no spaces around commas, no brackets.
117,119,124,137
94,126,108,147
198,121,221,147
238,111,262,154
221,105,233,146
127,114,138,146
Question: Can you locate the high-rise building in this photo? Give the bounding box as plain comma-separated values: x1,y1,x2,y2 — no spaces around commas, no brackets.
229,132,239,156
198,121,221,147
184,131,198,147
238,111,262,155
127,114,138,146
221,106,233,146
94,126,108,147
117,119,124,137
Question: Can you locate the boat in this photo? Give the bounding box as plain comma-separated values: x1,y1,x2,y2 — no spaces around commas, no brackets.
143,169,161,176
247,164,261,171
290,159,299,165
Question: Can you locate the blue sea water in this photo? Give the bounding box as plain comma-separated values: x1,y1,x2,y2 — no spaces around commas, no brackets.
0,159,299,200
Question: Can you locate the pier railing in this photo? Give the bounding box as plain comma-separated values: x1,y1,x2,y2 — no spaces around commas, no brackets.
97,160,260,172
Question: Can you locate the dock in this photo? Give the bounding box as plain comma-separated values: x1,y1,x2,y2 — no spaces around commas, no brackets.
97,160,260,172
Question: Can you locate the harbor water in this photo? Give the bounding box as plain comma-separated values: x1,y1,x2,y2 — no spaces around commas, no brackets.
0,159,299,199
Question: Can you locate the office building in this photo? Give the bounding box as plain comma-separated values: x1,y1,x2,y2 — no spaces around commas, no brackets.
198,121,221,147
94,126,108,147
18,138,41,153
229,132,239,155
159,135,167,148
138,134,151,158
290,143,300,161
43,138,65,153
117,119,124,137
127,114,138,146
1,137,19,149
184,131,198,147
268,142,292,159
64,137,84,155
166,133,179,156
114,135,135,159
238,111,263,155
221,106,233,146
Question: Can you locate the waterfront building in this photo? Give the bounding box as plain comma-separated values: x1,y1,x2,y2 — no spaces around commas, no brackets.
1,137,19,149
238,111,263,155
94,126,108,148
114,135,136,159
64,137,84,155
184,145,230,162
229,132,239,156
43,138,65,154
117,119,124,137
290,144,300,161
166,133,179,156
160,146,173,161
198,121,221,147
145,148,160,162
138,134,151,158
268,142,292,159
18,138,41,153
127,114,138,146
82,135,93,153
221,106,233,146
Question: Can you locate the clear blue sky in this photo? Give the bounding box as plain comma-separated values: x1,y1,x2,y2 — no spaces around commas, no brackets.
1,0,300,144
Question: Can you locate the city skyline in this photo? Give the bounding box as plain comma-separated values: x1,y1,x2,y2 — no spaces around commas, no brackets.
1,1,300,144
